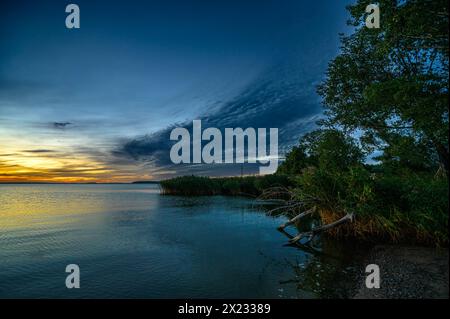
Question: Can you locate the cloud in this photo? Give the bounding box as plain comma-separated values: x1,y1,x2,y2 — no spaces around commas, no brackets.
21,149,56,153
52,122,72,129
114,62,323,178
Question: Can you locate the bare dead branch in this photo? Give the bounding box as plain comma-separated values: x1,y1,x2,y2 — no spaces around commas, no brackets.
277,206,317,230
289,213,354,244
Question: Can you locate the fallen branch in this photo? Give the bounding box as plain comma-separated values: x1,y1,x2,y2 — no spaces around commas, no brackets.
289,212,354,244
277,228,324,255
277,206,317,230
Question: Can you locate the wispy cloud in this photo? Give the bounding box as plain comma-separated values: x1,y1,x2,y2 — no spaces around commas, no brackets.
52,122,72,129
114,63,323,178
21,149,57,153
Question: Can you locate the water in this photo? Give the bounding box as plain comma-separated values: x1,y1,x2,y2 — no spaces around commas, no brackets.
0,184,362,298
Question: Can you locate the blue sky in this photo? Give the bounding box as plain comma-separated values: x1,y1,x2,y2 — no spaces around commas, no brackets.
0,0,351,182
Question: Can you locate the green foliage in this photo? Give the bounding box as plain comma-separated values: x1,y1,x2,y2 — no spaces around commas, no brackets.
374,134,438,173
303,130,364,171
160,176,221,196
317,0,449,172
160,174,292,197
278,127,448,244
276,0,449,245
278,129,363,174
294,165,374,215
293,165,448,244
276,145,309,175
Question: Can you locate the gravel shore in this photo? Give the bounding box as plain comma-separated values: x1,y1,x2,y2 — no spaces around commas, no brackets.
353,245,449,299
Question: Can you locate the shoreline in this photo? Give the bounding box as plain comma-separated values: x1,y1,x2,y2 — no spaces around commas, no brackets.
352,245,449,299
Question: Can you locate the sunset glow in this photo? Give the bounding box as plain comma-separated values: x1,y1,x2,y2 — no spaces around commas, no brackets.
0,139,148,183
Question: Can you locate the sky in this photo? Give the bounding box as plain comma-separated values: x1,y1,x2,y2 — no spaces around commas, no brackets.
0,0,351,182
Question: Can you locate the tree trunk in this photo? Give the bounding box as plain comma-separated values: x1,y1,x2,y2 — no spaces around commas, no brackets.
433,140,449,174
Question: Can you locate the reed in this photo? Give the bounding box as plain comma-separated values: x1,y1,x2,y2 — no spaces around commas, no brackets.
160,174,292,197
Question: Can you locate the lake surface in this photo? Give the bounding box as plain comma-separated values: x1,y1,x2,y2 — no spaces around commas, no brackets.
0,184,362,298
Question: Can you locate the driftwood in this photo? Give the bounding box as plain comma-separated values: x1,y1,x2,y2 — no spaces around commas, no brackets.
289,212,354,244
277,228,324,255
258,188,354,246
277,206,317,230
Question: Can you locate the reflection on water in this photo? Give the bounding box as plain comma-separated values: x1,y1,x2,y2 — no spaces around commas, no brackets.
0,184,363,298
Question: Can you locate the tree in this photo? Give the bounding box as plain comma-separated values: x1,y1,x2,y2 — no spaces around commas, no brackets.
374,133,438,173
302,129,364,171
317,0,449,173
277,145,310,175
278,129,363,174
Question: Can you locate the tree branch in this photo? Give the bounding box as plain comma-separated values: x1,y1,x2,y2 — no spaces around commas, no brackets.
277,206,317,231
289,213,354,244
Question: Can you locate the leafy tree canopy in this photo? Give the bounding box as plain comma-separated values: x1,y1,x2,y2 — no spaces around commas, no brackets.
277,129,363,174
317,0,448,172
